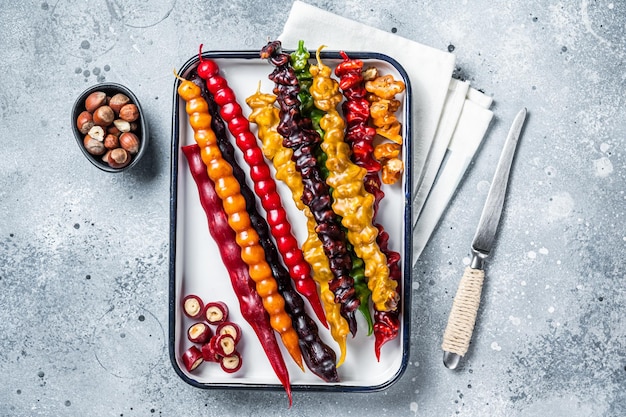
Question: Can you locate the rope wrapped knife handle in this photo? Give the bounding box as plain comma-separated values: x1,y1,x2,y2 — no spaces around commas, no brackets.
441,267,485,357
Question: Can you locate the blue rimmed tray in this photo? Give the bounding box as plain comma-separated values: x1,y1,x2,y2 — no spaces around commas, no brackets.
169,50,412,392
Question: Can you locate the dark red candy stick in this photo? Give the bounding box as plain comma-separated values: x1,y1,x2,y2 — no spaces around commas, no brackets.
182,144,292,406
335,51,380,173
372,221,402,360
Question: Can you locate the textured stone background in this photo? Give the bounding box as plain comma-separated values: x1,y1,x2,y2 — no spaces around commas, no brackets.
0,0,624,416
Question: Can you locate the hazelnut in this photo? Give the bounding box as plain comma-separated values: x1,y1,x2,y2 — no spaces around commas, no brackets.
88,125,105,141
129,122,138,132
84,135,106,155
107,125,121,137
109,93,130,113
76,111,94,134
104,134,120,150
108,148,131,169
113,119,131,132
84,91,107,113
119,132,140,154
119,104,139,122
93,105,115,126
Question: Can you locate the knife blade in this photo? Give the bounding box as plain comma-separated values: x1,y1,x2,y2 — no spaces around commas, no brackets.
441,108,527,369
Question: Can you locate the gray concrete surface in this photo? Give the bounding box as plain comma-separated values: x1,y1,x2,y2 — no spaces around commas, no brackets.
0,0,624,416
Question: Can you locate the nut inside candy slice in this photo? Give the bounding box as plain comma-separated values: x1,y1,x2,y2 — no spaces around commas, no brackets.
181,346,204,372
216,321,241,344
220,351,242,373
182,295,204,319
203,301,229,324
215,334,236,357
187,322,212,344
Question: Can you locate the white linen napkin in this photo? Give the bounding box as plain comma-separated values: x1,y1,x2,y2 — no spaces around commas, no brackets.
413,86,494,259
279,1,494,261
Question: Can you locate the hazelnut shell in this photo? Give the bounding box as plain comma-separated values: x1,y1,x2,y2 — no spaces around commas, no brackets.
109,93,130,113
107,148,131,169
107,125,121,137
93,105,115,126
104,134,120,150
119,104,139,122
76,111,94,134
119,132,140,154
85,91,107,113
83,136,106,156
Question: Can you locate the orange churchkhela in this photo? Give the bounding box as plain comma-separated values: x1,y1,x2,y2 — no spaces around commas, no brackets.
175,71,303,371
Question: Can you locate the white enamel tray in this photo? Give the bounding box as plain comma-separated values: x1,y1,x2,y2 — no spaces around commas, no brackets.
169,49,412,392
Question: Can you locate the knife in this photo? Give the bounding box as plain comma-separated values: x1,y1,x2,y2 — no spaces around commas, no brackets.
441,108,527,369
